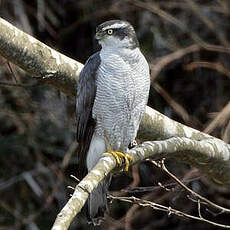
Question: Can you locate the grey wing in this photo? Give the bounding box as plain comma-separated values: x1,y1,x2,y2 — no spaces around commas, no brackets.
76,51,101,178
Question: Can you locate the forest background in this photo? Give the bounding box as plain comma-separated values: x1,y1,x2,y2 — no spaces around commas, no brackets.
0,0,230,229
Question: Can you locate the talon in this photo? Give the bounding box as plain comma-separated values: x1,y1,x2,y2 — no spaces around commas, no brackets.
103,151,132,171
124,154,133,171
103,151,122,165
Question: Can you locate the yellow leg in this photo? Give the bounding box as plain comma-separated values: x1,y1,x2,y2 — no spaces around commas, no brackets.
103,139,133,171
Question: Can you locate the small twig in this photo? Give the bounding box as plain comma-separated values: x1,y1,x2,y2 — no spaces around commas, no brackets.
70,175,80,183
198,199,203,219
206,208,224,217
184,0,230,46
123,176,201,193
109,195,230,229
158,182,173,192
204,100,230,134
153,82,191,123
149,159,230,214
7,62,18,83
184,61,230,80
150,44,200,81
62,141,78,168
67,186,75,191
131,0,230,53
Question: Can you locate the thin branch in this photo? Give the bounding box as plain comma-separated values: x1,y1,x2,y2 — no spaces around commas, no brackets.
108,195,230,229
130,0,206,46
118,160,230,228
131,0,230,53
185,61,230,80
158,1,230,16
150,44,200,81
153,82,191,123
184,0,230,46
7,62,18,83
123,176,202,193
149,159,230,214
204,100,230,134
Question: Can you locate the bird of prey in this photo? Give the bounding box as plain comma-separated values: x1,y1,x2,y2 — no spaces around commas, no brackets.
76,20,150,225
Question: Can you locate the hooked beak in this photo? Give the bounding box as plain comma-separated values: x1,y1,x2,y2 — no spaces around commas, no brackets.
95,31,103,40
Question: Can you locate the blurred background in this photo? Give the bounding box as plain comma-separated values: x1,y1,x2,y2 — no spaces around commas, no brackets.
0,0,230,229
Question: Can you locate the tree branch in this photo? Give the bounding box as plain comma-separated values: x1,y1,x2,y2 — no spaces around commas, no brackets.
149,159,230,213
52,137,230,229
0,17,83,97
0,16,230,230
108,195,230,229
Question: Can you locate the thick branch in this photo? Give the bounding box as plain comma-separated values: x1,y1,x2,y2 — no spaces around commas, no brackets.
0,17,83,97
52,137,230,229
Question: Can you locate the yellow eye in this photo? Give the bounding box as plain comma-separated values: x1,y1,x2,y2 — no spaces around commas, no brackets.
107,29,113,35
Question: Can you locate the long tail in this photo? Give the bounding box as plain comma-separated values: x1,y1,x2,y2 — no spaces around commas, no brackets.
87,177,110,225
86,133,108,225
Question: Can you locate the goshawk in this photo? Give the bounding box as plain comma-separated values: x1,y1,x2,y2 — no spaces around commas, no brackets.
76,20,150,225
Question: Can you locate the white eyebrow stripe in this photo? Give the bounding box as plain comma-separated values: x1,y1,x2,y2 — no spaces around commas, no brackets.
102,23,127,31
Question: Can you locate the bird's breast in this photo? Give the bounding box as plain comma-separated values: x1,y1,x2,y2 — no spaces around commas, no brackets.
92,48,150,150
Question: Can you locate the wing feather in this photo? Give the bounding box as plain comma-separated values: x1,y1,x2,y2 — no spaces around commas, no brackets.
76,52,101,178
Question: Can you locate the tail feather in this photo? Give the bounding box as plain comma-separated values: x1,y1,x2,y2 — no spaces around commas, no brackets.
87,179,109,225
85,133,108,225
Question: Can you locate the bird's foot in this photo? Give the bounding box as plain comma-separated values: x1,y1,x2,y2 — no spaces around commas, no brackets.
103,151,132,171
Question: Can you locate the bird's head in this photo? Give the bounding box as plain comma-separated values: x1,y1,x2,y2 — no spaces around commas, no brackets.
95,20,139,50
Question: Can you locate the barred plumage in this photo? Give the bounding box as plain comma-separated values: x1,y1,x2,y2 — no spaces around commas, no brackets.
93,47,149,151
